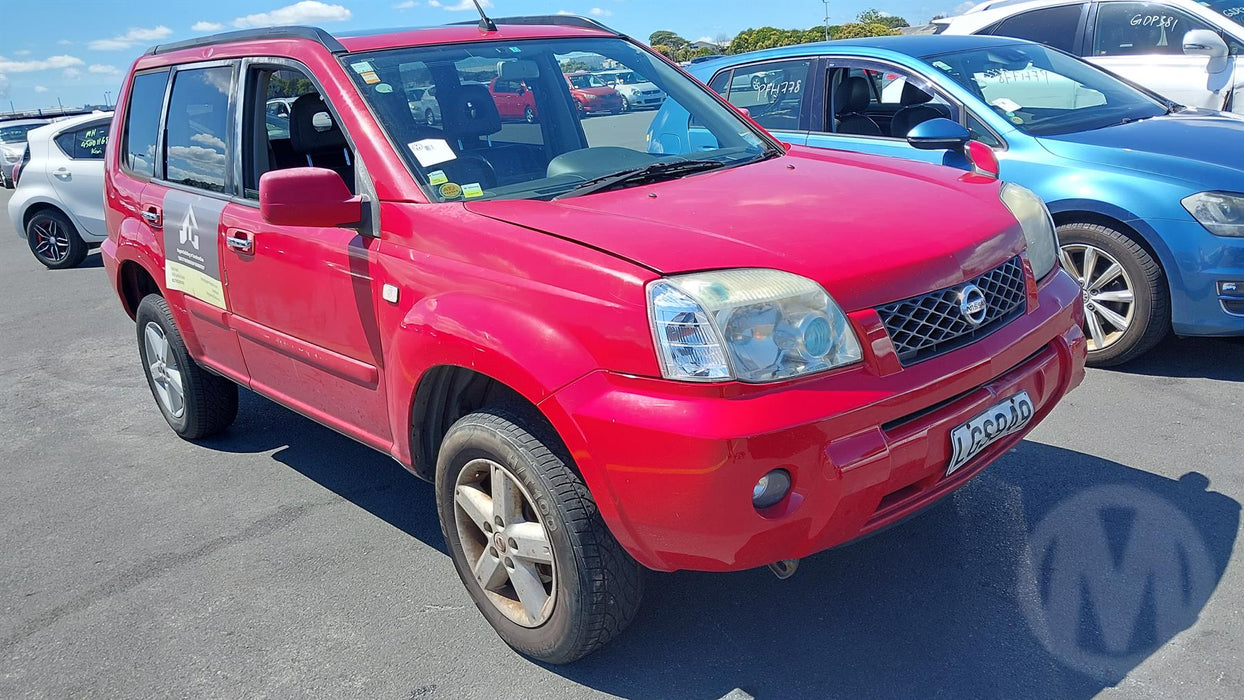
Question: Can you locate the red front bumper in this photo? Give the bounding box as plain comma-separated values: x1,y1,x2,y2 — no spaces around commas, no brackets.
541,269,1086,572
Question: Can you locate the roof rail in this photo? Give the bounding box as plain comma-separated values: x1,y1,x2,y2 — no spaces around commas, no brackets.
450,14,620,36
145,26,347,56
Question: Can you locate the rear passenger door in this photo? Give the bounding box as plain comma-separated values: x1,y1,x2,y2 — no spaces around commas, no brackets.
49,118,110,238
218,60,391,447
702,59,813,147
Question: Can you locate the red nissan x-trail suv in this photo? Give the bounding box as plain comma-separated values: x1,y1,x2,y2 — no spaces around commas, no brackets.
102,14,1086,662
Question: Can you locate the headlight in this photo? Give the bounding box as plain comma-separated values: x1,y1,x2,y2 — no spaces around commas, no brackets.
1182,191,1244,237
647,269,862,383
584,93,599,100
1000,182,1058,279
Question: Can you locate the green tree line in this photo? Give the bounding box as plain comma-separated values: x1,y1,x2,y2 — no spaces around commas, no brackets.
648,9,911,61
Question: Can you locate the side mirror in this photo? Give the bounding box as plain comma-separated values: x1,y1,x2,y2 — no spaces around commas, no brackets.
259,167,363,228
517,84,528,95
1183,29,1230,73
906,117,972,151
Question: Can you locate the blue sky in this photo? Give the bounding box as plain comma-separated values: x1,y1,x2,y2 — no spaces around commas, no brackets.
0,0,969,111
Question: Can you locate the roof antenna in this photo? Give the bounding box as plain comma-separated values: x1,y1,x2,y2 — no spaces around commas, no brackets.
473,0,497,31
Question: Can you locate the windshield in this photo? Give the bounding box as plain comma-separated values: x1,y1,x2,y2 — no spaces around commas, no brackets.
1202,0,1244,26
346,36,774,202
0,124,43,144
925,44,1166,135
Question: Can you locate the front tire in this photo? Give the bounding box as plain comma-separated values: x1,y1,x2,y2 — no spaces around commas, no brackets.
620,96,631,112
26,209,87,269
425,108,436,126
436,407,643,664
523,106,536,124
1057,222,1169,366
136,294,238,439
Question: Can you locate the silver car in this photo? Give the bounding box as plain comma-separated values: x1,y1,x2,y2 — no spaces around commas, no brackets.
6,113,112,268
1,118,50,188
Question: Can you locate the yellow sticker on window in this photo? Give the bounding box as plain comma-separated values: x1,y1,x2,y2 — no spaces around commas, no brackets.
428,170,448,186
462,183,484,199
360,70,381,85
439,182,462,199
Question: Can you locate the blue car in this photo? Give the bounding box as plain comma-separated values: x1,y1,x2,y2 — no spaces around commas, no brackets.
649,35,1244,365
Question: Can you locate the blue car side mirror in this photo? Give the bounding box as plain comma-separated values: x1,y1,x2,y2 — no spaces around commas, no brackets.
906,118,972,151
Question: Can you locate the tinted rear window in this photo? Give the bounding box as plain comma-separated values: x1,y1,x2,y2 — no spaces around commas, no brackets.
55,122,111,160
164,66,232,193
123,71,169,177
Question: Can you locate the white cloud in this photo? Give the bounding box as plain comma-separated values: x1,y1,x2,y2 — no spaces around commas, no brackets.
589,7,612,17
57,39,73,46
191,133,227,151
34,85,49,93
953,1,977,13
556,9,574,15
192,21,225,31
89,64,121,75
14,49,32,56
233,1,352,28
89,26,174,51
393,0,418,8
63,67,84,79
0,55,85,73
428,0,492,10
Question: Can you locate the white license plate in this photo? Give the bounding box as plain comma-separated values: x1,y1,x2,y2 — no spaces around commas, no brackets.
946,391,1035,476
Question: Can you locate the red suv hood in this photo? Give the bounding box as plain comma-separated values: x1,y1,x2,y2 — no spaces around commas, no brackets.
466,148,1024,311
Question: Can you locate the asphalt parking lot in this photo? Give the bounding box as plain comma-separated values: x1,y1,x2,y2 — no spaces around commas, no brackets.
1,186,1242,699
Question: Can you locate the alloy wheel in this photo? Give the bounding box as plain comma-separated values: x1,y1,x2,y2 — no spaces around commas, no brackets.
30,217,71,265
1060,243,1135,352
453,458,556,628
143,322,185,418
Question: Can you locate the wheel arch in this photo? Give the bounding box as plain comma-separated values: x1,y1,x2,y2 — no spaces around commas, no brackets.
1046,200,1181,295
117,258,163,319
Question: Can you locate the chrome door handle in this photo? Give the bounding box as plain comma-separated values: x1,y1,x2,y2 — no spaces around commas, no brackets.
226,233,254,254
141,209,162,228
53,167,71,179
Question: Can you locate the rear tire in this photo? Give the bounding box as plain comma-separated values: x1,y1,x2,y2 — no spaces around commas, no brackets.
135,294,238,439
436,407,643,664
1057,222,1169,366
26,209,87,269
425,108,436,126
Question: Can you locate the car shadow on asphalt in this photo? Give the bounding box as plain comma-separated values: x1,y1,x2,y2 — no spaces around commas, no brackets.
197,393,1239,699
553,443,1239,699
196,390,446,555
1103,334,1244,381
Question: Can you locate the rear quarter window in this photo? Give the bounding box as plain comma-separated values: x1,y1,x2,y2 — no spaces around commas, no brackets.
55,123,111,160
123,71,170,177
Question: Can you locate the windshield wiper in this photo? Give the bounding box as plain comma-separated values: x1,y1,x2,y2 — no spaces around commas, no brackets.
553,159,728,200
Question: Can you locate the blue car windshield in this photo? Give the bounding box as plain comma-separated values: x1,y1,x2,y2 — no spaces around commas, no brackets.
925,44,1166,136
1201,0,1244,26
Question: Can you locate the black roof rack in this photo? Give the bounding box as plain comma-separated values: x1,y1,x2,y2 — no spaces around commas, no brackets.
450,14,620,35
145,26,346,56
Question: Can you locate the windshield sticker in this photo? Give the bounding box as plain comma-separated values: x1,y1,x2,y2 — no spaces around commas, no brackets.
462,183,484,199
409,138,456,167
162,190,226,309
350,61,374,73
439,182,463,199
991,97,1023,113
360,71,381,85
932,60,953,72
375,83,393,94
427,170,448,186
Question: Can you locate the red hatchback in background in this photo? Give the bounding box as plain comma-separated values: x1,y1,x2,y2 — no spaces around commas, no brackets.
563,71,623,115
101,14,1085,663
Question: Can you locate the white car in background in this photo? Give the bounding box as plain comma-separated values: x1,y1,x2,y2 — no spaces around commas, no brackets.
594,69,667,110
407,85,442,125
936,0,1244,112
1,118,51,188
7,112,112,269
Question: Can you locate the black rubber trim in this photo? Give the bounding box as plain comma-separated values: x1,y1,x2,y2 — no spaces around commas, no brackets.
146,26,347,56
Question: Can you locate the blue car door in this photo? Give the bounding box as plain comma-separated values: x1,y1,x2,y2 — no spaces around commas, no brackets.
806,58,970,170
696,58,813,149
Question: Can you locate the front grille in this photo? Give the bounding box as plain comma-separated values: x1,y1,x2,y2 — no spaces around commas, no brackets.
877,256,1028,366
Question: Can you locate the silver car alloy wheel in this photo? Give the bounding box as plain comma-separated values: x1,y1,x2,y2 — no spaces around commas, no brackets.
30,217,70,264
143,322,186,418
1059,243,1136,352
453,458,557,628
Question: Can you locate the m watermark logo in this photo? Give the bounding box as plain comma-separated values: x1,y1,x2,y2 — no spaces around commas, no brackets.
178,205,199,250
1018,485,1214,680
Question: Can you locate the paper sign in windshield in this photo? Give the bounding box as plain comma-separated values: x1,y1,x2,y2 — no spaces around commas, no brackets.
409,139,456,167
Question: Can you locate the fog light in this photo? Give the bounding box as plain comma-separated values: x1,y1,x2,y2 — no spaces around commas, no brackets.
752,469,791,509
